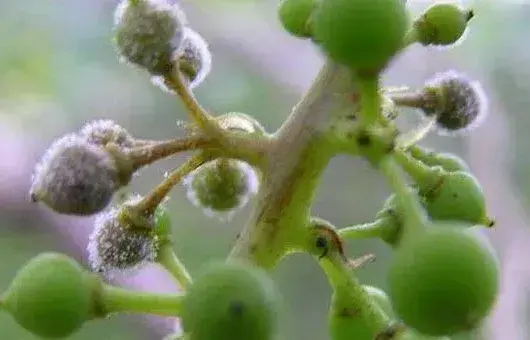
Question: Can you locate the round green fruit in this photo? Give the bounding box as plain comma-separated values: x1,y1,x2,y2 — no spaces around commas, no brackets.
181,261,279,340
388,226,499,336
363,285,393,318
2,252,92,338
313,0,409,72
408,146,470,173
278,0,316,38
415,4,471,46
422,171,492,226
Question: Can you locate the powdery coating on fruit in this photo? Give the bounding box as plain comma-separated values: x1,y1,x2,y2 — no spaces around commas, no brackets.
29,134,120,215
217,112,266,134
181,261,279,340
423,70,488,135
388,227,499,336
3,253,91,339
114,0,187,75
183,159,260,222
87,198,159,274
174,27,212,89
79,119,135,148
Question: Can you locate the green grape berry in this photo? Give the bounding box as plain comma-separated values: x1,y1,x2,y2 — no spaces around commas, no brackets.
363,285,393,318
422,171,493,227
278,0,317,38
2,253,93,339
414,3,473,47
408,146,470,173
181,261,279,340
388,226,499,336
183,158,260,221
313,0,409,73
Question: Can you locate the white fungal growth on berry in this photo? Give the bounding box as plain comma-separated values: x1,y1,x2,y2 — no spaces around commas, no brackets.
87,196,159,274
217,112,266,135
113,0,187,75
79,119,134,148
174,27,212,89
29,134,121,215
423,70,488,135
183,159,260,222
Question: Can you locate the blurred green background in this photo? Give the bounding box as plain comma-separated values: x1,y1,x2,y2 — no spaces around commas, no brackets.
0,0,528,339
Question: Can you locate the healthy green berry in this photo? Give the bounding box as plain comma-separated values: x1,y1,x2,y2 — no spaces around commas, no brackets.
313,0,409,73
29,134,127,215
114,0,187,75
414,4,473,46
363,285,393,318
2,253,93,339
87,195,160,274
79,119,135,148
388,225,499,336
422,70,487,135
329,290,389,340
278,0,317,38
181,261,279,340
183,158,260,221
408,146,470,173
422,171,493,227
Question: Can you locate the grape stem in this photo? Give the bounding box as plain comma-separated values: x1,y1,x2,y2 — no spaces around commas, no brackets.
164,68,224,139
100,284,183,317
128,136,213,169
157,244,193,289
378,155,427,238
395,116,437,150
339,219,389,240
136,154,208,215
358,75,383,126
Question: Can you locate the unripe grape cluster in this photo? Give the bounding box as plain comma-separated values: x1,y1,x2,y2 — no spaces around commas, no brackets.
2,0,502,340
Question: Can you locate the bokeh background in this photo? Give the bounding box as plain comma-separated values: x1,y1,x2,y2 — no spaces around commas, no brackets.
0,0,528,339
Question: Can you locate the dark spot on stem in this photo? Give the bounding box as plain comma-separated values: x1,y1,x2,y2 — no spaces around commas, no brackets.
356,132,371,146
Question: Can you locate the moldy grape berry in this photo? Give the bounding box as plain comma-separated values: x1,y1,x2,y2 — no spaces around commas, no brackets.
29,134,129,215
87,195,161,274
183,158,259,220
313,0,409,73
79,119,135,148
181,261,280,340
388,226,499,336
176,28,212,89
422,70,487,134
1,253,93,339
114,0,187,75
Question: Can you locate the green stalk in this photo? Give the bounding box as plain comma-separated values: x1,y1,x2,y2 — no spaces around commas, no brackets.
101,284,183,316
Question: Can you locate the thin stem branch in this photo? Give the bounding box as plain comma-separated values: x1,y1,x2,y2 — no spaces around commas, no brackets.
379,156,427,238
339,219,388,240
136,154,208,215
157,244,192,290
101,284,183,317
395,116,437,150
128,136,213,169
164,68,224,139
389,91,427,109
358,75,383,126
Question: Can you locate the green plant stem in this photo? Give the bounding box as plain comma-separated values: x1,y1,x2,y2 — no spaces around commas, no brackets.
395,116,437,149
379,155,427,239
157,244,192,289
100,284,183,316
321,254,389,337
339,219,388,240
393,149,441,191
228,61,360,269
358,75,382,126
